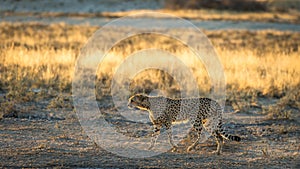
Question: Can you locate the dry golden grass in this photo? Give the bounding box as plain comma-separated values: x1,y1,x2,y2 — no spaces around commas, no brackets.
220,47,300,94
0,22,299,103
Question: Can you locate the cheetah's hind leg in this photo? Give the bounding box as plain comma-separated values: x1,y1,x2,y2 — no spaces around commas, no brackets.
212,131,223,155
187,125,205,152
204,120,224,155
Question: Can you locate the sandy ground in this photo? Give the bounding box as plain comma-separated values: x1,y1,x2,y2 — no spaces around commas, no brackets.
0,94,299,168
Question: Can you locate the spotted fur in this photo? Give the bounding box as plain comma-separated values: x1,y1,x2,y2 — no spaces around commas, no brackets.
128,93,241,155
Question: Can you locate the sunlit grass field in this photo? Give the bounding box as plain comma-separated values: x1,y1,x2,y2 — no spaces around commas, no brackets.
0,22,299,119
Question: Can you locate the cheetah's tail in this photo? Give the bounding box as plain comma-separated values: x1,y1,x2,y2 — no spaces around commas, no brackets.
219,123,241,142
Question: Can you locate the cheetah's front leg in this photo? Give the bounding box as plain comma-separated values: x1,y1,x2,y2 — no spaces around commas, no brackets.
148,125,160,150
166,123,178,151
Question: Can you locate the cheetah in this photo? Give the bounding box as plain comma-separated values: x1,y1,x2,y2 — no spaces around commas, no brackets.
127,93,241,155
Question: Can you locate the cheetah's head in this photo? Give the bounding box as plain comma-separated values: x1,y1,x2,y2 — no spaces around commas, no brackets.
127,94,150,111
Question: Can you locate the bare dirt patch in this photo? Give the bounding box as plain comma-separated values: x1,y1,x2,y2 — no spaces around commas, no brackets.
0,95,299,168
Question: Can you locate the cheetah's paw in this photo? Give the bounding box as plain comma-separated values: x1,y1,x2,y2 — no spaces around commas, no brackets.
148,144,154,150
212,150,221,155
171,146,178,152
187,146,194,152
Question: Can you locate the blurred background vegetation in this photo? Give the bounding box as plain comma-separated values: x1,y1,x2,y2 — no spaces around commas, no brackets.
164,0,300,12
